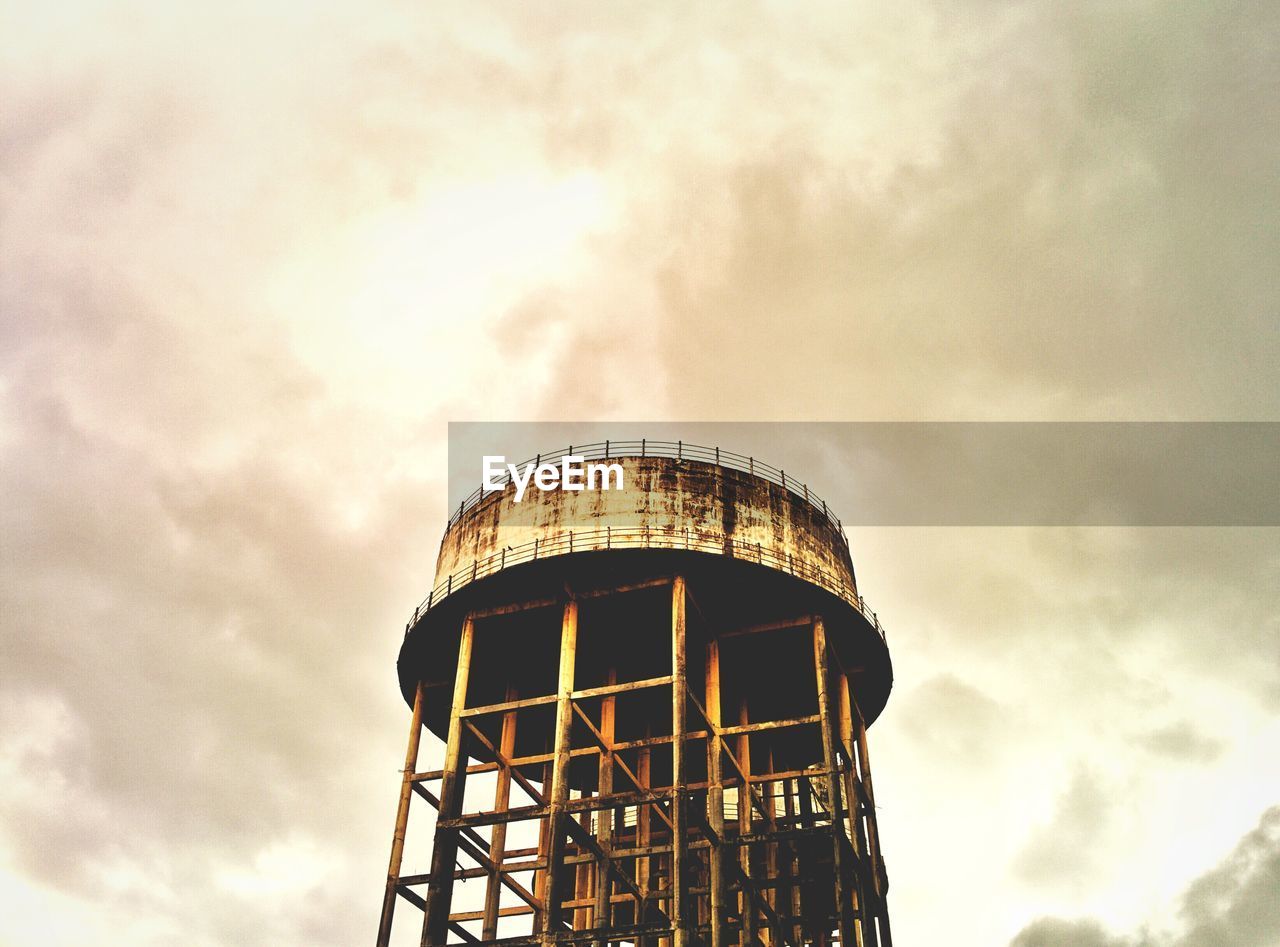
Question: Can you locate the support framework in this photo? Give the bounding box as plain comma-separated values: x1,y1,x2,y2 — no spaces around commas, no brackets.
377,575,892,947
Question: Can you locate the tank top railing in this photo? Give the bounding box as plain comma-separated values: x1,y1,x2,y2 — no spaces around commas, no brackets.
409,524,886,644
445,440,848,542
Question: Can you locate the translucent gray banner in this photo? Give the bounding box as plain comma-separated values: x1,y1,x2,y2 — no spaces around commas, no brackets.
448,422,1280,527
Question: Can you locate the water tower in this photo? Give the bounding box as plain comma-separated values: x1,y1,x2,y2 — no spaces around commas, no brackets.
376,442,894,947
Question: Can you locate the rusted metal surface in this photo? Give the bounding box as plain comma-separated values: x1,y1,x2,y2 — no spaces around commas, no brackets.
379,450,895,946
420,457,886,642
445,441,847,535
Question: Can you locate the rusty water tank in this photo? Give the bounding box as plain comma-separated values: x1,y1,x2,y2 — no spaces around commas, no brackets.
396,444,893,787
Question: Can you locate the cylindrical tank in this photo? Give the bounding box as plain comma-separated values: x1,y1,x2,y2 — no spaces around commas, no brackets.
379,444,895,947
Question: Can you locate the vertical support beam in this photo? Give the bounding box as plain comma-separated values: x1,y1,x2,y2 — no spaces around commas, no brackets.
575,829,593,930
533,760,554,936
541,598,580,943
421,616,477,947
838,673,873,947
705,637,727,947
795,778,815,942
764,746,781,945
670,575,689,947
781,777,803,945
636,731,653,946
736,698,758,947
813,618,855,947
853,702,892,947
482,684,520,941
797,775,815,830
594,668,617,947
377,680,426,947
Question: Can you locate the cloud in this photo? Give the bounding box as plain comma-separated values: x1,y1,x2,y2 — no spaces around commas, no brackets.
1011,805,1280,946
626,1,1280,421
1176,805,1280,946
896,672,1011,768
0,382,430,943
1010,917,1140,947
1013,766,1112,887
1,1,1277,945
1132,720,1225,764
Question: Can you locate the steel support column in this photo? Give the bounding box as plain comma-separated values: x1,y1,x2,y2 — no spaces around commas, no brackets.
813,618,856,947
421,614,477,947
540,597,580,944
377,680,426,947
670,575,689,947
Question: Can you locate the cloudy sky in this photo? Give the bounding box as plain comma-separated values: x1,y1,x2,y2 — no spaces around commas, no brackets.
2,1,1278,945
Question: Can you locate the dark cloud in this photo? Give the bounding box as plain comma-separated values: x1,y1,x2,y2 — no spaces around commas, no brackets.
1177,806,1280,946
1133,720,1225,764
1013,766,1112,886
895,673,1011,768
1012,806,1280,946
1010,917,1140,947
628,1,1280,420
858,526,1280,712
0,377,435,942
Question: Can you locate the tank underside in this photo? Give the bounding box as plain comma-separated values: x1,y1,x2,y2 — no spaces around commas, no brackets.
398,548,893,786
